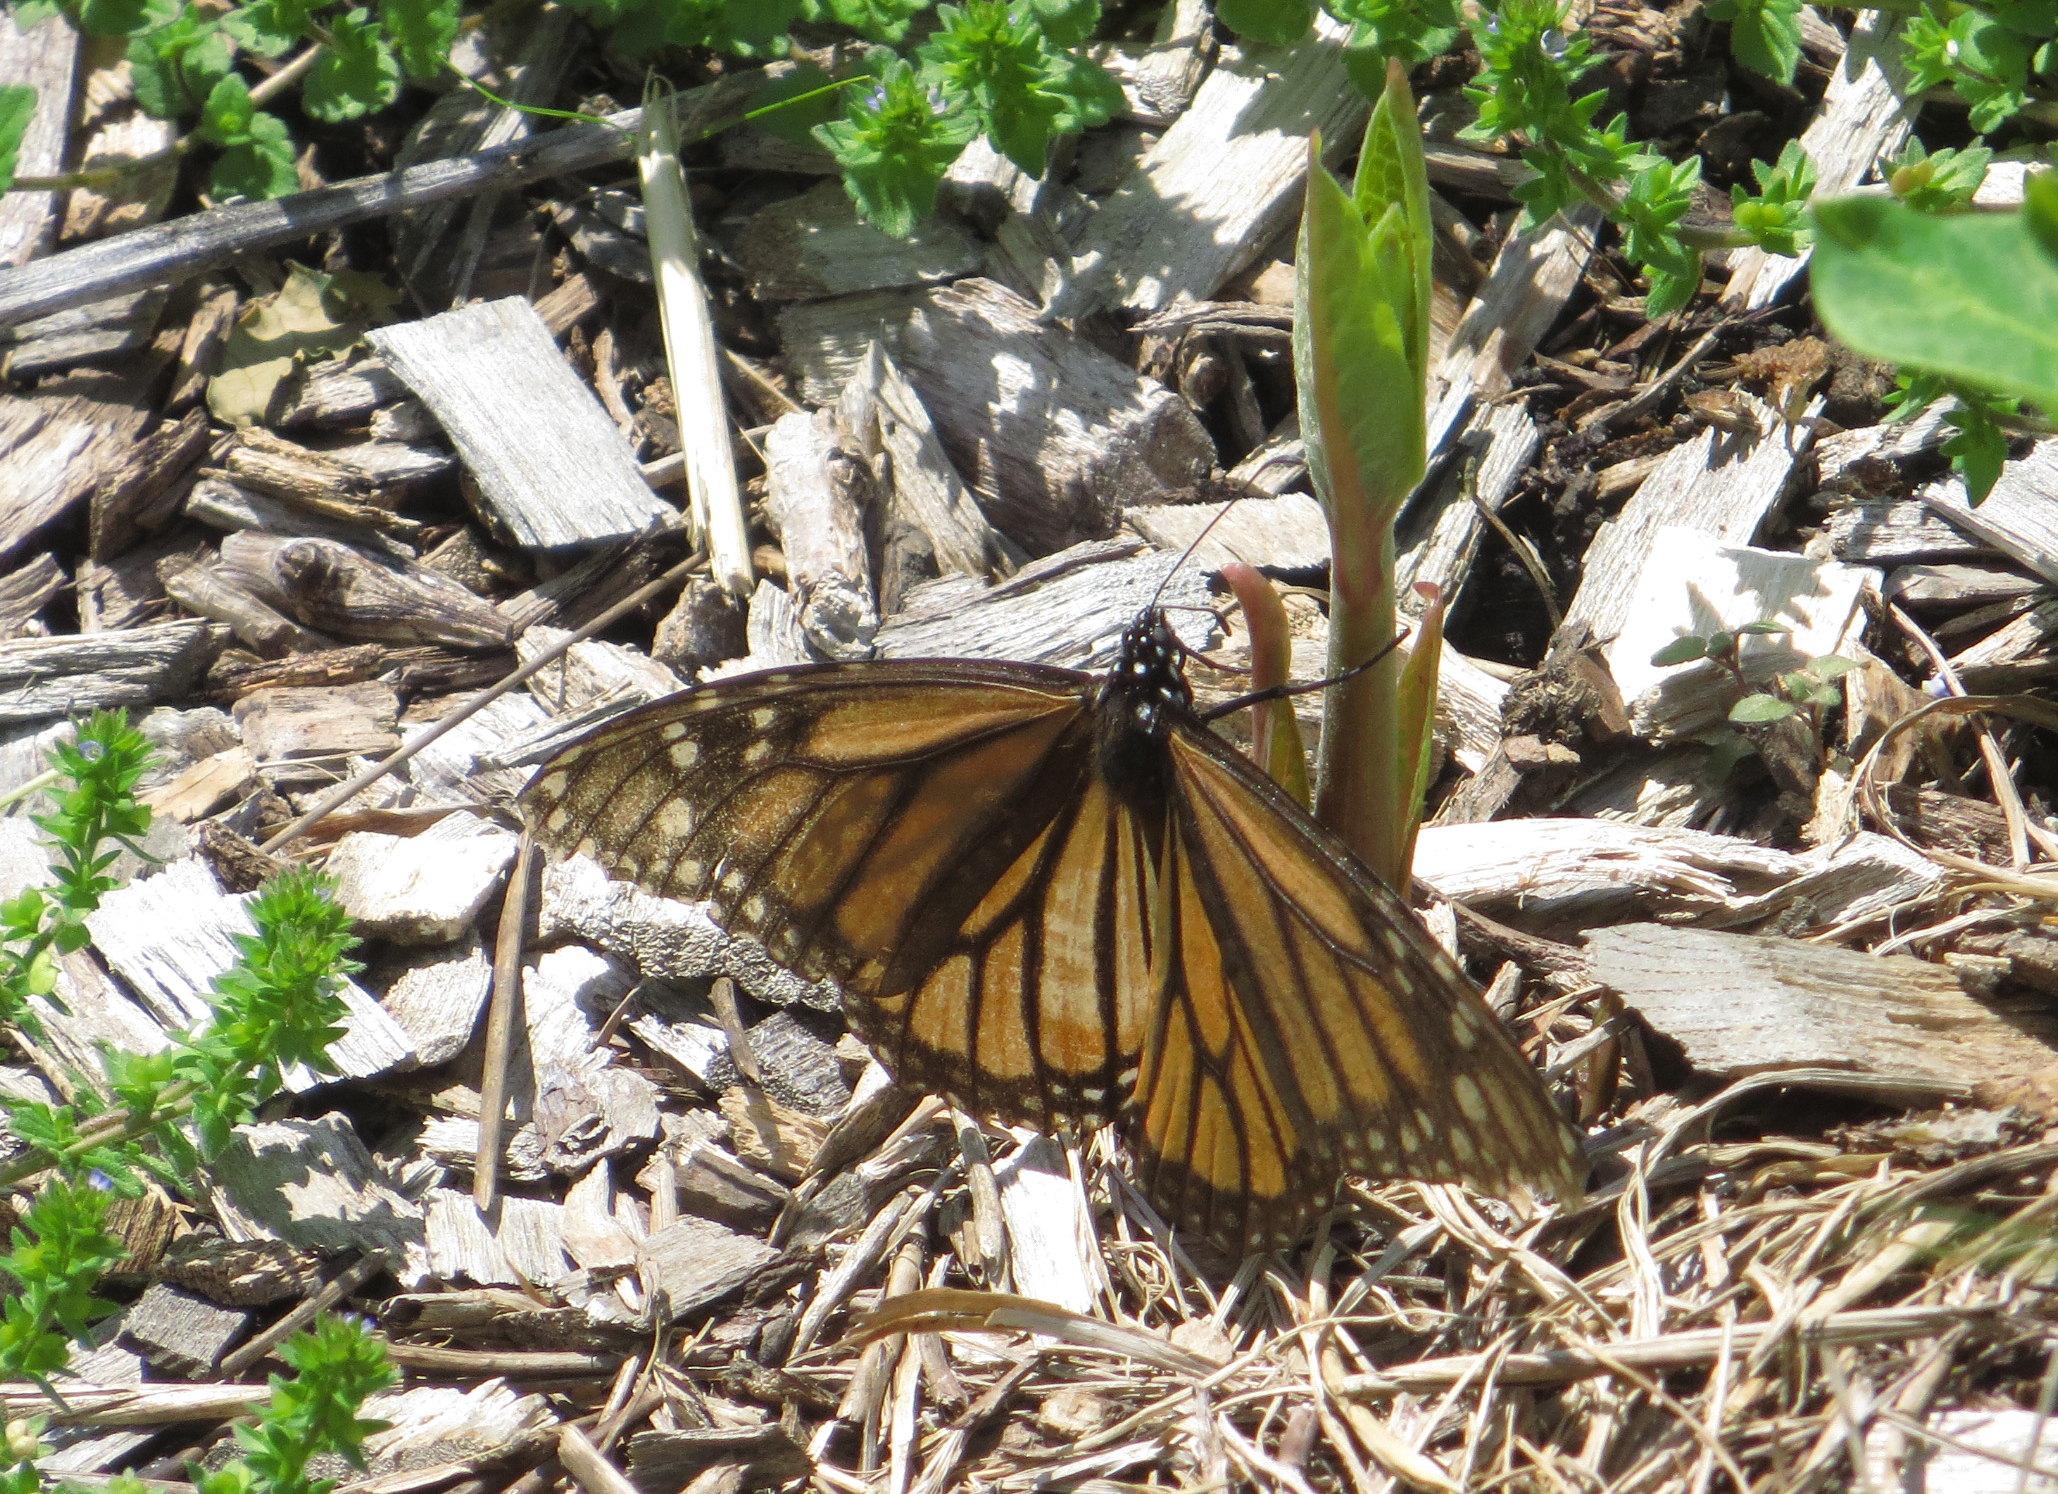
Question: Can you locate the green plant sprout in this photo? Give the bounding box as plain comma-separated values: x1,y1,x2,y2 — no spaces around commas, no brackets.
1651,622,1856,770
0,1315,396,1494
0,712,363,1438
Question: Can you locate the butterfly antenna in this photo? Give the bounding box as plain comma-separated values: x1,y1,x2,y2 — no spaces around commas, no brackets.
1146,484,1258,612
1199,627,1415,721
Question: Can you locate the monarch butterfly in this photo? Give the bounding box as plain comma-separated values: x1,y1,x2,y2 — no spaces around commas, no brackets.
521,607,1585,1252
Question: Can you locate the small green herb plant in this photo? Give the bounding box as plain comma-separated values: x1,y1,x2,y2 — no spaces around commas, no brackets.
1651,623,1856,786
0,0,1119,238
0,712,387,1494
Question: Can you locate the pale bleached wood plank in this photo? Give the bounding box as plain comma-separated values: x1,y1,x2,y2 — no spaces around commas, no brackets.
0,618,223,726
1052,14,1365,318
1922,437,2058,586
781,279,1215,551
0,11,77,269
369,297,677,550
1586,923,2058,1097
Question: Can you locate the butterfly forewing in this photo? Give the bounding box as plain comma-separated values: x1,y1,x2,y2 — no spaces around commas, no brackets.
1120,725,1585,1248
521,663,1155,1132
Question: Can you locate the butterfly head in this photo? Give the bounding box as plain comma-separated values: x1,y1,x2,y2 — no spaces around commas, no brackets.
1100,607,1194,741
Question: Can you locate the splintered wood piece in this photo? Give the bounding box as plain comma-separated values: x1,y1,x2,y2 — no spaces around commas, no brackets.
0,10,76,269
208,1114,426,1254
85,406,213,559
1052,13,1365,318
1705,831,1947,933
780,280,1214,550
1125,491,1330,576
361,1383,555,1474
733,180,982,301
837,341,1010,610
1400,399,1546,606
763,407,879,660
1414,818,1799,919
0,289,164,381
0,619,223,726
1946,596,2058,684
0,551,63,636
1564,394,1826,650
185,473,420,550
517,624,687,716
995,1135,1098,1315
653,574,747,674
117,1285,250,1377
220,426,453,506
161,555,336,656
1829,498,1994,567
625,1425,812,1489
217,531,513,651
85,856,417,1083
369,296,677,549
0,366,167,563
636,1214,782,1318
1883,563,2043,611
1921,438,2058,586
1428,207,1601,445
326,811,520,945
1585,924,2058,1104
1604,528,1874,738
269,350,409,430
233,680,401,781
377,933,493,1067
875,539,1213,672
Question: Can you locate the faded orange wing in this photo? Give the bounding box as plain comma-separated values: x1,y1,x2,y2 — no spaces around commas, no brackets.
1123,724,1586,1251
521,663,1158,1132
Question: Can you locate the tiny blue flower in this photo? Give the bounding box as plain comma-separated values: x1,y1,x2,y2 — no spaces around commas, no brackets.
88,1169,114,1191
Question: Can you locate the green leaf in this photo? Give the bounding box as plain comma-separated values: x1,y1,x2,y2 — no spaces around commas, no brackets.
1707,0,1802,84
0,86,35,195
1730,693,1796,724
304,9,401,123
74,0,177,37
1802,654,1858,682
1887,139,1990,212
1017,0,1099,49
917,0,1116,176
1736,620,1789,635
1335,0,1462,72
814,0,932,43
210,113,298,199
1650,635,1710,666
223,0,313,57
813,59,974,235
1216,0,1317,46
197,71,258,144
129,11,234,121
378,0,460,80
1812,191,2058,416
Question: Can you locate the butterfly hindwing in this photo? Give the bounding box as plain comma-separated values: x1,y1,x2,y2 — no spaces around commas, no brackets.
521,662,1154,1132
1121,724,1586,1248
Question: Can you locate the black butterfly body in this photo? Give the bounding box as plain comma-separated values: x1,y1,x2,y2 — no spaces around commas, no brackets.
522,607,1585,1251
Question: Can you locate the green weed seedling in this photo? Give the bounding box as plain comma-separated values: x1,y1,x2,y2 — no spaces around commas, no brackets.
0,713,387,1494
